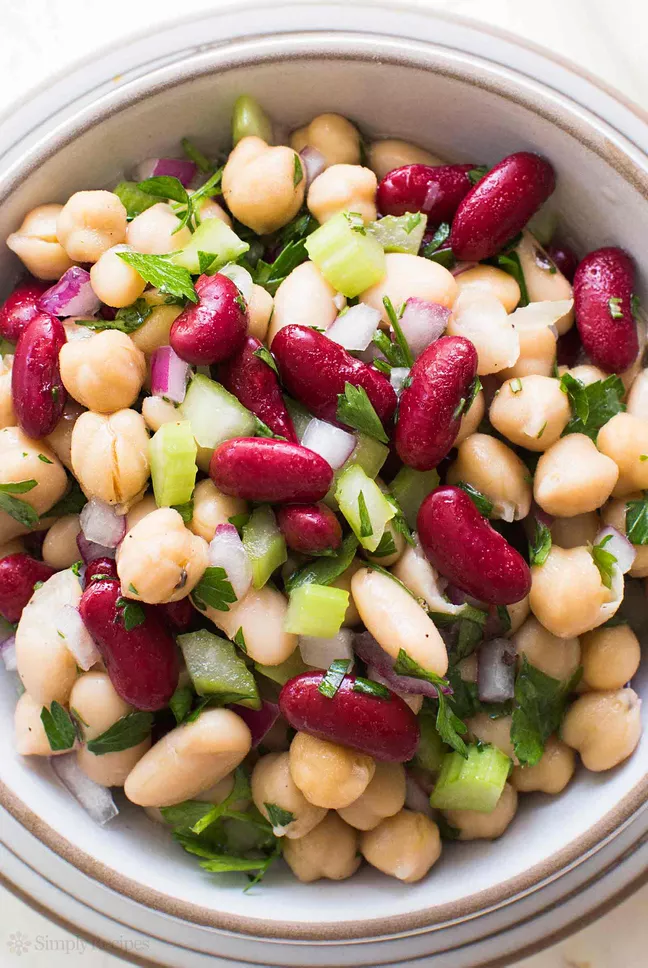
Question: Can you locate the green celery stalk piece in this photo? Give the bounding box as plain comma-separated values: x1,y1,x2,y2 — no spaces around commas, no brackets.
242,506,287,589
429,744,511,813
305,212,386,298
180,374,256,450
113,181,158,219
368,212,428,255
335,464,395,552
325,433,389,508
178,630,260,709
232,94,273,145
149,419,197,508
255,649,311,686
284,584,349,638
414,713,449,772
171,218,249,274
390,467,440,530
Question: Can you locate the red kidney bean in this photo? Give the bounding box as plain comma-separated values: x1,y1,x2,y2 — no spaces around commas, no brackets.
276,503,342,555
377,164,477,228
545,241,578,282
218,335,297,443
279,672,420,762
0,553,56,623
0,278,49,343
417,486,531,605
272,324,397,428
79,580,179,710
210,438,333,503
573,247,638,373
11,313,67,438
170,272,248,365
395,336,478,470
556,325,582,368
84,557,118,585
159,597,194,631
450,152,556,261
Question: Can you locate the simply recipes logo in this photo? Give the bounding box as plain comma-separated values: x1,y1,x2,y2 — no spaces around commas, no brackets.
5,930,150,958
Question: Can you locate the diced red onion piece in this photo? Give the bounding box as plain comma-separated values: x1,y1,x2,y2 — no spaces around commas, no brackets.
299,146,326,189
299,630,354,669
390,366,411,395
77,533,116,564
477,638,517,703
57,604,99,671
399,298,450,358
150,345,190,404
595,526,636,575
208,524,252,600
39,267,100,318
1,636,17,671
302,419,356,470
451,261,478,277
326,304,381,351
133,158,197,187
445,585,486,609
354,631,452,698
80,498,127,549
228,701,280,748
404,771,434,816
530,502,554,529
50,754,119,825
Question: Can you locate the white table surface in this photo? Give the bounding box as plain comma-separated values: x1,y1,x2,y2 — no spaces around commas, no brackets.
0,0,647,965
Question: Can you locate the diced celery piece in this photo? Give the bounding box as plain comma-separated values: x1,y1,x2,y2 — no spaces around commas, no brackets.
368,212,428,255
178,629,260,709
305,212,386,298
149,420,197,508
0,338,15,356
429,744,511,813
171,218,249,274
284,584,349,638
232,94,273,145
284,397,313,442
113,181,158,219
242,506,287,589
390,467,440,530
335,464,395,552
255,649,311,685
180,374,256,450
325,433,389,508
414,714,449,772
526,205,558,247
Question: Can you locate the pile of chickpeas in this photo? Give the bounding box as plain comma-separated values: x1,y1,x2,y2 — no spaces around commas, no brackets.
1,105,644,888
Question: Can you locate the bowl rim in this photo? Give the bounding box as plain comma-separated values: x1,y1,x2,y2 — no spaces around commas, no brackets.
1,13,648,948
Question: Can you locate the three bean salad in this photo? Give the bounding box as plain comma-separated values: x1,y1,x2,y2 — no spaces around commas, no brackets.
0,95,645,888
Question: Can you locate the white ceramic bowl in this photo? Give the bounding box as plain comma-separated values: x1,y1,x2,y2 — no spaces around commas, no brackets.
1,5,648,966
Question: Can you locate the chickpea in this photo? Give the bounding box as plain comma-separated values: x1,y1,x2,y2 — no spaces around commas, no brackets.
188,478,247,543
195,197,232,226
447,433,531,522
454,389,485,446
89,244,146,308
534,434,618,518
46,399,85,472
508,596,531,635
269,261,339,345
307,164,377,225
207,583,297,666
15,692,70,756
222,136,305,235
597,412,648,498
361,254,457,324
458,653,478,683
126,493,158,531
368,139,445,181
247,284,274,342
289,732,375,809
283,812,361,883
448,291,519,375
71,409,149,508
6,204,74,280
15,569,81,705
42,514,81,570
125,202,191,255
455,265,520,313
117,507,208,604
580,625,640,691
251,752,327,839
351,566,448,676
0,355,15,431
444,783,518,840
125,708,251,806
337,762,406,831
497,309,561,382
0,537,25,558
550,512,600,550
562,688,642,771
140,396,177,434
511,736,575,794
129,305,182,359
0,427,67,542
567,364,607,386
490,375,571,452
513,616,581,681
360,809,441,882
331,557,363,627
602,495,648,577
467,713,515,761
60,330,146,414
514,231,574,333
290,114,361,167
529,546,610,639
626,368,648,420
57,190,127,263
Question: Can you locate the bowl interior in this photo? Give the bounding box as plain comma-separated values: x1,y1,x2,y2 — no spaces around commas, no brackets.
1,32,647,940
